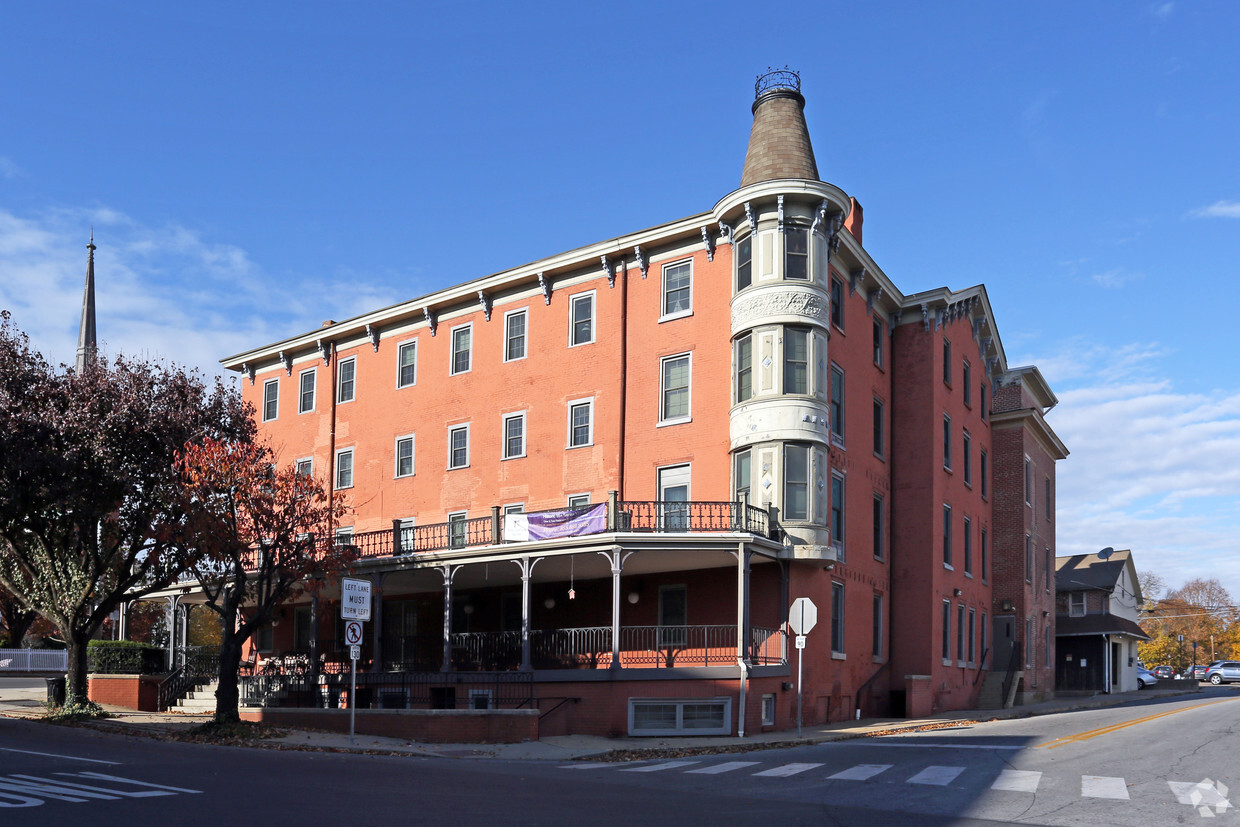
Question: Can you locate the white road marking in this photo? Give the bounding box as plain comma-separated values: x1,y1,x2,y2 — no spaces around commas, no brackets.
828,764,892,781
1169,779,1233,814
620,760,701,773
0,748,119,765
855,742,1022,750
908,765,966,786
752,763,823,777
20,774,174,798
558,763,617,770
69,772,202,794
991,770,1042,792
1081,775,1129,800
686,761,760,775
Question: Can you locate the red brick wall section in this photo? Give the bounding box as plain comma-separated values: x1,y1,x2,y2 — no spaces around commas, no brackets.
87,674,162,712
240,708,539,744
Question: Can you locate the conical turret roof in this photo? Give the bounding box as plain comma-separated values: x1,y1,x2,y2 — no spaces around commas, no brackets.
740,69,819,187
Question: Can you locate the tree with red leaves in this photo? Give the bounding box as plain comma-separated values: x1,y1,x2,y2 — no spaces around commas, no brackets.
176,438,353,723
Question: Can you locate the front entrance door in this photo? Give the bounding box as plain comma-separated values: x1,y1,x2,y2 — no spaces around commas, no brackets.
992,615,1016,668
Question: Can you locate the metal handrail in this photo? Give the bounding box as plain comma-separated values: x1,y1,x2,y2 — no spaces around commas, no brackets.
1000,643,1023,706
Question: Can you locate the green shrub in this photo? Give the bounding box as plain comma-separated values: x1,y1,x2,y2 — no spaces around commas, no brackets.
87,640,167,674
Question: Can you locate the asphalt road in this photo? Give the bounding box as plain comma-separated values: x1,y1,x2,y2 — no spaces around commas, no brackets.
0,685,1236,825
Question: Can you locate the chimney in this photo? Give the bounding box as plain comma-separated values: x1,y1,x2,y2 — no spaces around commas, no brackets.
844,196,864,245
740,68,819,187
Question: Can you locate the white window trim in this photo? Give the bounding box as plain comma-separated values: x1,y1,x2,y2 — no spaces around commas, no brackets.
447,511,468,549
567,493,591,508
336,355,357,404
568,291,596,347
396,339,418,389
503,308,528,363
1069,592,1086,617
658,351,692,426
298,367,317,415
659,258,693,322
628,697,731,737
295,457,313,476
566,397,594,448
447,423,471,470
761,693,776,727
502,503,525,515
450,323,473,376
394,434,415,479
334,447,354,490
501,411,527,460
262,378,279,422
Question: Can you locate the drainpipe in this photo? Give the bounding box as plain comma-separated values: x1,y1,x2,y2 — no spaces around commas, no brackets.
737,657,748,739
617,258,628,499
327,340,338,536
1103,633,1110,693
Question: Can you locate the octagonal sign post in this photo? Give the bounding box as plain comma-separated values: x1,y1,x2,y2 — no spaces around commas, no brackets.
789,597,817,737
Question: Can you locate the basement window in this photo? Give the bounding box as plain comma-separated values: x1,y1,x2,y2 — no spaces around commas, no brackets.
628,697,731,736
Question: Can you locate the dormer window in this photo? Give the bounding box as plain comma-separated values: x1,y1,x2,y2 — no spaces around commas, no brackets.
1069,593,1085,617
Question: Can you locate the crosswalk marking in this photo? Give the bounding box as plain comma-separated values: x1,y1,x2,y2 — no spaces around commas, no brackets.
752,763,823,777
991,770,1041,793
620,760,700,773
559,763,617,770
1081,775,1129,800
907,766,966,786
686,761,760,775
827,764,891,781
1169,780,1233,814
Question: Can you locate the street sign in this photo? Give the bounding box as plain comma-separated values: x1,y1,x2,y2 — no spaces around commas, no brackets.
341,578,372,620
344,620,363,646
795,634,807,649
789,597,817,635
349,644,361,661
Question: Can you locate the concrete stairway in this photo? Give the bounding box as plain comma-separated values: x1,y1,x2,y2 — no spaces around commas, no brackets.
172,679,218,714
976,671,1023,709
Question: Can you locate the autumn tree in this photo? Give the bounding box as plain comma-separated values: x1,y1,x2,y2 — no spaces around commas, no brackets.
0,584,38,648
176,438,353,724
0,311,253,706
1140,577,1239,670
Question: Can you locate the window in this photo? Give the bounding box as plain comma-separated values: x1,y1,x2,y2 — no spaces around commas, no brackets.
629,698,731,737
337,356,356,404
963,517,973,575
943,415,952,470
335,526,354,547
660,353,691,423
1024,457,1032,506
981,383,988,420
872,593,883,658
448,424,470,469
942,504,953,567
295,457,312,476
941,601,951,661
981,528,989,581
785,228,808,280
448,512,467,549
1025,534,1032,582
504,309,527,362
736,236,752,291
783,445,810,521
829,366,845,445
761,694,775,726
335,448,353,490
1045,477,1052,520
873,398,884,457
830,276,844,329
872,495,884,560
943,339,952,385
783,327,809,394
831,582,845,654
298,368,316,414
450,325,472,375
1026,619,1034,668
662,260,692,316
735,334,753,402
566,494,590,508
957,604,966,664
962,361,972,405
395,435,415,478
830,474,845,558
567,399,593,447
980,450,989,498
734,450,751,503
570,293,594,346
1044,548,1051,592
873,319,883,367
262,379,279,421
1069,593,1085,617
397,340,417,388
968,609,977,665
502,412,525,459
963,431,972,486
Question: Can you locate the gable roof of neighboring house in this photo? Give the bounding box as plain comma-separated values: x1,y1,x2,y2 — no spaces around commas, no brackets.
1055,548,1141,600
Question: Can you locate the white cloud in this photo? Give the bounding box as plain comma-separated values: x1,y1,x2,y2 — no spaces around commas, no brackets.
0,157,19,179
1091,267,1143,289
1150,2,1175,19
1189,200,1240,219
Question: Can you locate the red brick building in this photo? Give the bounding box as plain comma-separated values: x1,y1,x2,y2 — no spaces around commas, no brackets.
213,69,1067,736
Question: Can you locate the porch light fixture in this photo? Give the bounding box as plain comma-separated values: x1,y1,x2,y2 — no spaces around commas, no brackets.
462,604,474,615
953,588,963,597
627,591,640,604
544,597,556,610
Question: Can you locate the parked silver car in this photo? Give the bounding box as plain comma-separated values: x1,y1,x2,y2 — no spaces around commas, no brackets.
1205,661,1240,685
1137,667,1157,688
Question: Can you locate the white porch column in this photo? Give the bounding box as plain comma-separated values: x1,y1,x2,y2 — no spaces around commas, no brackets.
512,557,544,672
440,565,461,672
736,545,752,664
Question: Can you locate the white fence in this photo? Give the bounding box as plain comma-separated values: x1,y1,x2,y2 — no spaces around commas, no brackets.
0,649,68,672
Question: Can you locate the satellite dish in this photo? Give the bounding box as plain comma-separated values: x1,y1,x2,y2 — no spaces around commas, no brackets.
1097,547,1114,559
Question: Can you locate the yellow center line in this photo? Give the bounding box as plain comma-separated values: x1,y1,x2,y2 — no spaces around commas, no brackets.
1038,699,1233,749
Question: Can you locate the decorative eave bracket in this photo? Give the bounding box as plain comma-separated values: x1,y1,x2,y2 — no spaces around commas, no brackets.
866,285,883,316
634,246,648,280
279,350,293,375
777,195,786,234
316,338,331,365
478,290,492,322
366,324,380,352
744,202,756,235
810,200,830,237
538,272,552,305
701,227,715,262
921,303,930,331
850,267,866,296
891,309,903,337
601,256,615,289
718,220,735,249
242,362,255,385
423,306,438,337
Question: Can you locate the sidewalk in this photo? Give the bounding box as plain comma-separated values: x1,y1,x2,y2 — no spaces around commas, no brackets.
0,682,1203,761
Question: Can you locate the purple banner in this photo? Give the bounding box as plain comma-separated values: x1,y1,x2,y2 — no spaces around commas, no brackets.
504,504,607,542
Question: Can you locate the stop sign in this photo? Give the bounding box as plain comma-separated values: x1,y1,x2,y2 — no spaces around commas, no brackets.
789,597,817,635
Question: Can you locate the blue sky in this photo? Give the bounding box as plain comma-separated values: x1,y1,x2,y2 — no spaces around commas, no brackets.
2,2,1237,601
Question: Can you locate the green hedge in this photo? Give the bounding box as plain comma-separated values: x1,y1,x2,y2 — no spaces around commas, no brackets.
87,640,167,674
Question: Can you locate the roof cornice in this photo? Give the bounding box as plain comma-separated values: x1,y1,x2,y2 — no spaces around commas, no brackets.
989,405,1069,459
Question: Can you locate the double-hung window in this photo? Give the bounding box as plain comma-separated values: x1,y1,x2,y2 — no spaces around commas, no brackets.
829,366,845,445
981,528,989,580
295,458,313,476
873,319,884,366
963,361,972,405
570,293,594,346
943,339,952,385
335,448,353,490
734,450,751,503
830,474,845,558
502,412,526,460
963,431,972,485
872,494,884,560
942,504,953,567
942,600,951,662
450,325,472,375
395,435,415,478
660,353,691,423
963,517,973,575
873,398,885,457
785,228,808,280
504,309,528,362
1069,592,1086,617
662,260,692,317
567,399,593,447
783,444,809,521
783,327,809,394
830,277,844,329
831,582,845,654
448,424,470,470
735,334,753,402
736,236,752,291
980,450,989,498
298,368,316,414
448,512,467,549
397,340,417,388
872,593,883,658
943,414,952,470
337,356,356,404
262,378,279,422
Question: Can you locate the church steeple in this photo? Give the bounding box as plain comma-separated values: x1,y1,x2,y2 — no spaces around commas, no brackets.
75,232,97,372
740,68,819,187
